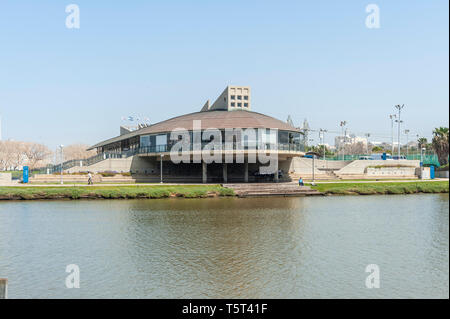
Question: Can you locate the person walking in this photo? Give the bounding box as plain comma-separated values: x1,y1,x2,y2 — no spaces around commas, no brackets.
88,172,93,185
298,176,304,186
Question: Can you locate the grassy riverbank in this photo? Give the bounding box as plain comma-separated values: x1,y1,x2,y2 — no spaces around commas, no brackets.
0,181,448,200
0,185,235,200
309,181,449,195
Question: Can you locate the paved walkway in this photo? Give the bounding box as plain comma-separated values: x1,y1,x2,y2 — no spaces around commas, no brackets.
1,178,448,187
311,178,449,184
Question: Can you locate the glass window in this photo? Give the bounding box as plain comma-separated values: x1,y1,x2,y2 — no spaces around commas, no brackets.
231,102,235,107
244,95,248,100
237,95,242,100
140,135,150,147
156,134,167,146
231,95,235,100
279,131,289,144
238,103,242,107
244,103,248,107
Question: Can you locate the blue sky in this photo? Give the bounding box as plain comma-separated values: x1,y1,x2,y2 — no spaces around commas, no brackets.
0,0,448,148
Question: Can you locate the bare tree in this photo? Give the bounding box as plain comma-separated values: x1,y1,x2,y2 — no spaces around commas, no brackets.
63,144,96,161
0,141,10,170
343,142,366,155
23,142,53,169
12,141,27,170
0,140,53,170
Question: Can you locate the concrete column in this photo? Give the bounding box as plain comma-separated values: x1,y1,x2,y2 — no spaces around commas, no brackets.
202,161,207,184
274,157,279,182
223,163,228,183
0,278,7,299
244,158,249,183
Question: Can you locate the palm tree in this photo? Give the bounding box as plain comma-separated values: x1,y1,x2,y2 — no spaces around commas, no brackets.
417,137,428,149
431,127,449,166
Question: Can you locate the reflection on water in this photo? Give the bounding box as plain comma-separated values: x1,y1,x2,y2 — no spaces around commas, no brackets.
0,194,448,298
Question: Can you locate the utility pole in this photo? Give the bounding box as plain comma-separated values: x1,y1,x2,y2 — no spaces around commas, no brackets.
389,114,396,155
340,121,347,160
394,104,404,159
404,129,410,158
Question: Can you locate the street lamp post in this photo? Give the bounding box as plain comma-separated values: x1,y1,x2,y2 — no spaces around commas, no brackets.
420,147,426,179
312,154,315,185
394,104,405,159
404,129,410,158
59,145,64,185
319,129,327,160
420,147,425,166
339,121,347,160
389,114,396,155
365,133,371,154
416,134,420,160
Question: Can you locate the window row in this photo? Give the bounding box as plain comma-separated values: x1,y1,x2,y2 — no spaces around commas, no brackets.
230,95,249,101
231,102,249,107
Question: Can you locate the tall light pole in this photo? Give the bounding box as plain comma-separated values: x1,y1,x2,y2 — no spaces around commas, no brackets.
416,134,420,160
420,147,426,179
319,129,327,160
404,129,410,158
340,121,347,160
394,104,404,158
365,133,371,154
420,147,425,166
389,114,396,155
59,145,64,185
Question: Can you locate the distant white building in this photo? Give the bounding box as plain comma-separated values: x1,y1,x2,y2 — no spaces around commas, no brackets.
335,134,368,149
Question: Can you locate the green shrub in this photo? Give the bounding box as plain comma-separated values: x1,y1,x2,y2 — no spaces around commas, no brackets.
99,171,117,177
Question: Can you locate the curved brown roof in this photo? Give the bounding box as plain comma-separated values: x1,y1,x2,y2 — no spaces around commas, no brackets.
89,110,299,149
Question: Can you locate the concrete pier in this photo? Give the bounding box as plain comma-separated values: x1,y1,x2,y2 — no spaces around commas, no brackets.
244,160,249,183
223,163,228,183
0,278,7,299
202,161,207,183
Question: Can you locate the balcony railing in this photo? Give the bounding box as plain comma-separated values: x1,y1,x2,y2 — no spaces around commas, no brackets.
138,143,303,154
35,143,303,174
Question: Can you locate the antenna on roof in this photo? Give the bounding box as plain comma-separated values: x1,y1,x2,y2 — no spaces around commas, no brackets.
286,115,294,127
300,118,311,147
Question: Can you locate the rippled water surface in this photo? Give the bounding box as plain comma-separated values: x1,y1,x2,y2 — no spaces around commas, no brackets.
0,194,448,298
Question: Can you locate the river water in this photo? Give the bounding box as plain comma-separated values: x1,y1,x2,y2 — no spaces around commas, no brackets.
0,194,448,298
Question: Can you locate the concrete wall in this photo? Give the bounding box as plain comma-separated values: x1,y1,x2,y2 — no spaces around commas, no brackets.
0,278,7,299
66,156,155,174
336,160,420,176
288,157,351,177
436,170,449,178
366,167,416,177
288,158,421,179
417,167,430,179
0,173,12,185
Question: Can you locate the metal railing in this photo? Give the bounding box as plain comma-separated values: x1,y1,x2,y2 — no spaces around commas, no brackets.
324,153,442,166
35,143,304,174
36,149,139,174
138,143,304,154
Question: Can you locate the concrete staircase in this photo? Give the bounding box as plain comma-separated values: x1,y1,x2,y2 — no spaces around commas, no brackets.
223,182,322,197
